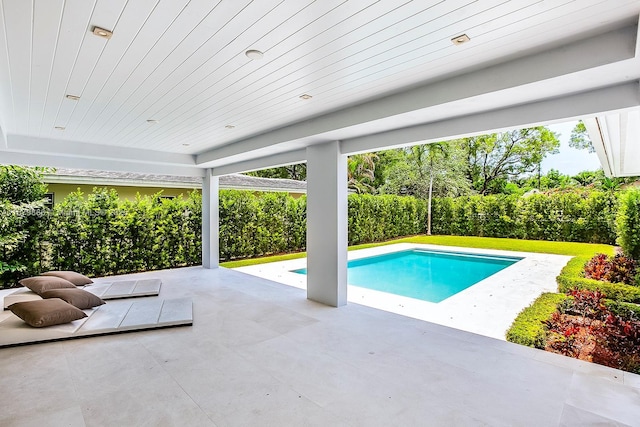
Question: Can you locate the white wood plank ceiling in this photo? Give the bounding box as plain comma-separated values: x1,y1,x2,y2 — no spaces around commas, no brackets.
0,0,639,175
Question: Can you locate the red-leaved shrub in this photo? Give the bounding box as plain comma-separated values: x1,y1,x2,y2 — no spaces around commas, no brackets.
584,253,610,281
545,289,640,373
584,253,637,285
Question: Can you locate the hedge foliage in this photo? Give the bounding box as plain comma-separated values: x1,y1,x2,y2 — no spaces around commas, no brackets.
604,299,640,320
554,251,640,303
505,293,569,349
0,166,49,285
348,194,426,245
47,189,202,277
4,166,640,290
219,191,306,260
432,190,617,244
616,188,640,259
557,275,640,303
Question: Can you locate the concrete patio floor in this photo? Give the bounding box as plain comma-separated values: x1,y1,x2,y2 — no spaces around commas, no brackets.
1,266,639,426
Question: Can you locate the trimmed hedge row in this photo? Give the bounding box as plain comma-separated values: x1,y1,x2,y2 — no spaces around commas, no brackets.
43,190,427,275
605,299,640,319
48,189,202,277
505,293,569,349
616,189,640,259
557,276,640,303
12,183,639,287
507,293,640,350
432,191,617,244
219,191,305,260
555,254,640,303
348,194,426,245
0,166,49,285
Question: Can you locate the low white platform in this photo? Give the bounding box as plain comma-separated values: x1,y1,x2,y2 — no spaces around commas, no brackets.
0,297,192,348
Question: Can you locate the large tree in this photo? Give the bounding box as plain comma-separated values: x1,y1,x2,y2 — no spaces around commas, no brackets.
461,127,560,195
380,142,470,199
347,153,379,194
422,143,448,235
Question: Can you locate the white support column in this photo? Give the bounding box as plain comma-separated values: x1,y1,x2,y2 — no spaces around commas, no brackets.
306,141,348,307
202,169,219,269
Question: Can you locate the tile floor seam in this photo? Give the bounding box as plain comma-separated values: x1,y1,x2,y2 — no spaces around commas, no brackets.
60,341,89,427
135,335,222,427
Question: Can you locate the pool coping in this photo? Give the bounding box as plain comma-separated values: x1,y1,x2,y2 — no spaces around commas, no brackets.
234,243,573,340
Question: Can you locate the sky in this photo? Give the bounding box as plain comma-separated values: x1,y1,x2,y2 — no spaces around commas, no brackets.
541,121,601,175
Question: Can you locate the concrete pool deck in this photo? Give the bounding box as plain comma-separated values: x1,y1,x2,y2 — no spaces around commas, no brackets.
235,243,572,340
2,266,639,425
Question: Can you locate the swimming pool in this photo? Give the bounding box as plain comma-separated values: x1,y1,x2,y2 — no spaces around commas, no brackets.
293,249,522,303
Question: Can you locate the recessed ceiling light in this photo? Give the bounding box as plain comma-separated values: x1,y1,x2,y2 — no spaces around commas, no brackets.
451,34,470,45
54,126,65,130
92,26,113,39
65,94,80,101
245,49,264,60
147,119,159,124
225,124,235,129
299,94,313,100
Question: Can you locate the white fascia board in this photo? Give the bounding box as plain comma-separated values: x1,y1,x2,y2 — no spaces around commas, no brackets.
211,149,306,176
341,82,640,155
6,134,196,167
197,25,637,166
43,175,201,189
583,117,614,177
0,150,205,177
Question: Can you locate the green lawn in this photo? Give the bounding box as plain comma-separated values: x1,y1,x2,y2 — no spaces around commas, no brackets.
220,235,614,268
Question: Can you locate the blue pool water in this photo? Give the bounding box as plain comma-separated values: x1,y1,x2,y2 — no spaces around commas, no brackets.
293,249,522,303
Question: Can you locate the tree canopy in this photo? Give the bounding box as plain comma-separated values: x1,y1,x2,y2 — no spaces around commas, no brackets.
461,127,560,195
569,121,594,153
245,124,636,198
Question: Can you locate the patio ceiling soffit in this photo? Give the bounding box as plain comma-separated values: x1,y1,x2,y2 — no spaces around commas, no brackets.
198,22,640,172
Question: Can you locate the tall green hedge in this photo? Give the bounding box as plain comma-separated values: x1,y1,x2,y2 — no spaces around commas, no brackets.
4,171,639,286
0,166,49,285
616,188,640,259
431,190,617,244
348,194,426,245
48,189,202,277
219,191,306,260
39,188,630,275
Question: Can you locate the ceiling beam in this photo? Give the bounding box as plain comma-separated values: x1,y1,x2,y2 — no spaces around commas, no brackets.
5,134,196,166
0,149,205,177
197,24,638,167
341,82,640,155
211,149,306,177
